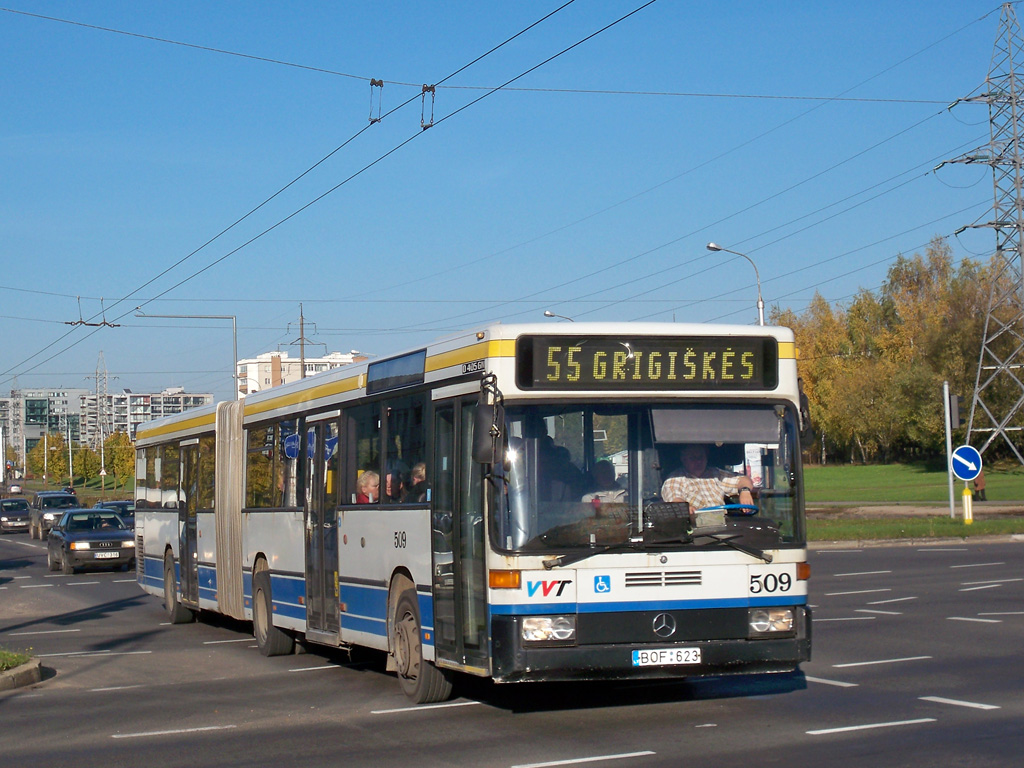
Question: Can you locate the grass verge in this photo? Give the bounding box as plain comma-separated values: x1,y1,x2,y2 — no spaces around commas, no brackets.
808,513,1024,541
0,646,31,672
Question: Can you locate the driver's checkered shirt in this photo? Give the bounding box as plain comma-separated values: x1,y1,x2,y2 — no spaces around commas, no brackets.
660,469,747,510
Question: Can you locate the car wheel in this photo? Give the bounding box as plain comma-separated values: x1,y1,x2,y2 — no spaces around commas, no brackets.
61,550,75,575
47,547,59,572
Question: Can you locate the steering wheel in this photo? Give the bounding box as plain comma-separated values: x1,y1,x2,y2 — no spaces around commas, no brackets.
696,503,759,517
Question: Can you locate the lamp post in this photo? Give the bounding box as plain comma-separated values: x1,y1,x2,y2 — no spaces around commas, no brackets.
706,243,765,326
135,311,239,399
543,310,575,322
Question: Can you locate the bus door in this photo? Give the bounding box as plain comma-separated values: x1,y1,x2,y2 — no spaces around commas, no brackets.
432,399,488,672
179,441,200,607
305,419,341,640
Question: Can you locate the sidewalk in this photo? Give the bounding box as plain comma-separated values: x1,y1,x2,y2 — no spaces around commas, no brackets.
808,501,1024,516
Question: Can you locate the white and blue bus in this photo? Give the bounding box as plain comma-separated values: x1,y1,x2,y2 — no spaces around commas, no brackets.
135,322,811,703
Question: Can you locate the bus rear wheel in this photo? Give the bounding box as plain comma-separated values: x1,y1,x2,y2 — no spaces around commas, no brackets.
164,554,195,624
253,570,294,656
392,590,453,704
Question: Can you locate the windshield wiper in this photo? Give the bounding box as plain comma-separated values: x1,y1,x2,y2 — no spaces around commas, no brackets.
691,530,772,563
542,541,638,570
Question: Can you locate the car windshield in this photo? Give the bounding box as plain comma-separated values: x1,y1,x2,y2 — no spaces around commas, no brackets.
65,513,126,532
491,402,805,554
2,500,29,511
43,496,78,508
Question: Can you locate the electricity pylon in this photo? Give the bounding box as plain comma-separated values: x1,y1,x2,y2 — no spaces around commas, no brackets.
947,3,1024,463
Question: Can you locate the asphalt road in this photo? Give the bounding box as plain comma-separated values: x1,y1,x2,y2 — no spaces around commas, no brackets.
1,534,1021,768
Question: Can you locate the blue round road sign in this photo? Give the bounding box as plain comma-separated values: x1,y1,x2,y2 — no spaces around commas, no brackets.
951,445,983,482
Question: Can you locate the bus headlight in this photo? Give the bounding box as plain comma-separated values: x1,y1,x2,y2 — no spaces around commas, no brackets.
522,616,576,644
748,608,794,636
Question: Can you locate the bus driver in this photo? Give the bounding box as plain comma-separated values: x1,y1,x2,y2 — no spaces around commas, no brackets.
661,443,754,510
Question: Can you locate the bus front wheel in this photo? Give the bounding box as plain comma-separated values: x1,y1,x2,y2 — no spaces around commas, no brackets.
392,590,453,704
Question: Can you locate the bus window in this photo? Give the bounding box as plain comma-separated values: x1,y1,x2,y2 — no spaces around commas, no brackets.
384,394,427,504
349,403,380,504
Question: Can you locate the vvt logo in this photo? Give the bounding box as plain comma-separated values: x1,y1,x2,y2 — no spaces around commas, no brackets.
526,579,572,597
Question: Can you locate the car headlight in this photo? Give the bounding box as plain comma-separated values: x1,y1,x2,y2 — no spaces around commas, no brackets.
0,516,8,522
748,608,794,636
122,539,136,548
70,541,91,550
522,616,576,644
43,512,56,521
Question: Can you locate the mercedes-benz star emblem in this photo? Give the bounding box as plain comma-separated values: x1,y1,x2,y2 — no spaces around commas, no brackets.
652,612,677,638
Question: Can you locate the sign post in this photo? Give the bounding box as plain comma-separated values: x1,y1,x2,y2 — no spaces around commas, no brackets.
951,444,982,524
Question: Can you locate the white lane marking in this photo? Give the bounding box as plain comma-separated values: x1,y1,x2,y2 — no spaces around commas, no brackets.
980,611,1024,616
91,685,143,692
805,676,858,688
867,596,917,605
372,700,481,715
833,656,931,668
816,550,863,554
808,718,935,736
13,575,31,580
824,589,891,596
950,562,1005,569
694,724,717,728
920,696,1000,710
288,664,343,673
511,752,657,768
948,616,1001,624
202,638,253,645
20,584,55,589
112,725,237,740
963,578,1023,585
855,609,902,616
959,584,1002,593
919,548,968,552
9,629,82,636
113,579,136,583
36,650,152,658
834,570,892,577
814,617,876,622
66,581,101,587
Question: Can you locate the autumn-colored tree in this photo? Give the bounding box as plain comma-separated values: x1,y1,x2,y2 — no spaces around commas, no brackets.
104,431,136,493
26,434,68,483
76,446,101,484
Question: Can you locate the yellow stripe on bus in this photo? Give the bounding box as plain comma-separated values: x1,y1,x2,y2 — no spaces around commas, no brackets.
136,411,216,440
778,342,796,360
244,374,362,417
425,339,516,373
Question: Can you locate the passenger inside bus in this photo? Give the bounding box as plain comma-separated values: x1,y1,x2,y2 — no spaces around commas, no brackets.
660,443,754,510
355,470,380,504
404,462,427,503
581,460,625,504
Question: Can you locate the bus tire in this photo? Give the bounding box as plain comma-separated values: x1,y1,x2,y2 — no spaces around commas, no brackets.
253,570,294,657
164,554,195,625
392,589,453,704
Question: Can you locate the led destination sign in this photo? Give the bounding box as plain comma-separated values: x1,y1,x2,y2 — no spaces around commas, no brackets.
516,336,778,391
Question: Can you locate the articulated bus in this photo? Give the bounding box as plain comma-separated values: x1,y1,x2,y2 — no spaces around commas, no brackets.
135,322,811,703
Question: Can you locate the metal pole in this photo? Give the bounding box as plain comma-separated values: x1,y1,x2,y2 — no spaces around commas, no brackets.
706,243,765,326
944,380,956,519
135,311,238,399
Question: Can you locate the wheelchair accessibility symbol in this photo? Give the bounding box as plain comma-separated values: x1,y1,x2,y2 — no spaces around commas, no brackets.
594,575,611,594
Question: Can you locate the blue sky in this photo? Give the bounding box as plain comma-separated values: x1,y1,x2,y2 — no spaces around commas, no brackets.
0,1,1010,402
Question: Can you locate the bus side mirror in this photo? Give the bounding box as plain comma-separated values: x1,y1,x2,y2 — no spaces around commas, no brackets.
473,373,504,465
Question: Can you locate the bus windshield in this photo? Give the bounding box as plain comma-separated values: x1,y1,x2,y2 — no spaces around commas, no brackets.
493,402,805,553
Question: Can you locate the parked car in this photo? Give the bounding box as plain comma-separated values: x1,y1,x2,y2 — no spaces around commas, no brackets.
7,484,22,494
0,497,31,533
30,491,80,539
93,500,135,530
46,508,136,574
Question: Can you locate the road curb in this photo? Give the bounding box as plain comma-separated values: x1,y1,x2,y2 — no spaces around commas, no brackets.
0,658,42,692
810,533,1024,550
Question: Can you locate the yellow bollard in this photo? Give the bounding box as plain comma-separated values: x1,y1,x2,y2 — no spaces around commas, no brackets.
962,486,973,525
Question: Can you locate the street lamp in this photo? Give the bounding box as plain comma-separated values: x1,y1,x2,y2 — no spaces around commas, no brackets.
543,310,575,322
706,242,765,326
135,310,239,399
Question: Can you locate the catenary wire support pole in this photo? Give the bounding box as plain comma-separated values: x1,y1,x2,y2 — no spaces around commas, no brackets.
135,311,238,399
943,3,1024,465
944,380,956,519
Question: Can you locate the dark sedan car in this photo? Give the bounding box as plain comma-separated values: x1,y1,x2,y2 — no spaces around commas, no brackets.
0,498,31,533
47,509,136,574
93,500,135,530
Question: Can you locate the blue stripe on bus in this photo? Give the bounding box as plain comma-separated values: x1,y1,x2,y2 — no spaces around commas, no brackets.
490,594,807,615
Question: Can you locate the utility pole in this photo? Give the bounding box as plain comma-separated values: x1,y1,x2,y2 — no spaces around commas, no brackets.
288,304,319,381
943,3,1024,464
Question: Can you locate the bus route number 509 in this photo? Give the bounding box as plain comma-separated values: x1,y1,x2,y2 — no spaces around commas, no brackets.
394,531,407,549
750,573,791,594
